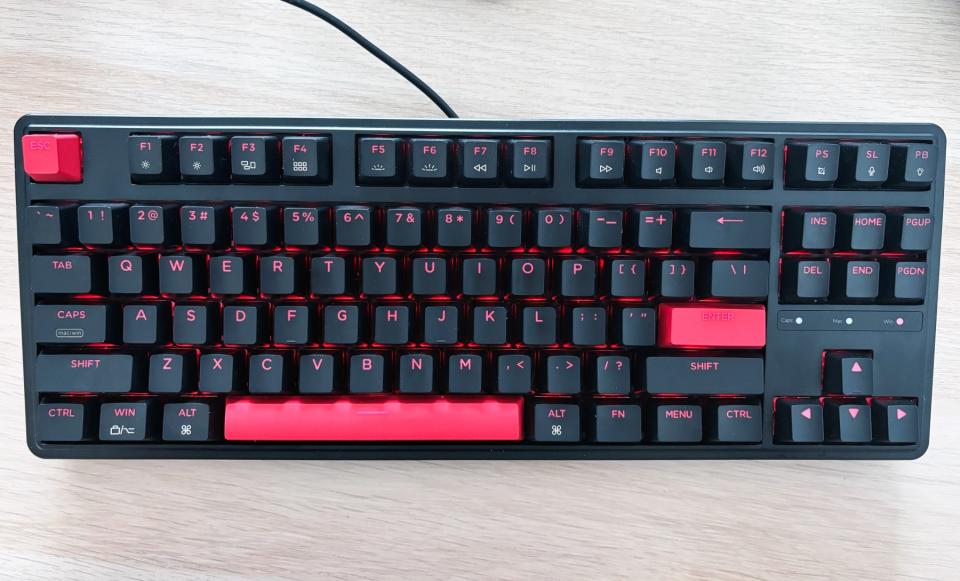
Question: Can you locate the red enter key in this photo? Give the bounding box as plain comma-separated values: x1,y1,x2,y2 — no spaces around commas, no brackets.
658,304,766,349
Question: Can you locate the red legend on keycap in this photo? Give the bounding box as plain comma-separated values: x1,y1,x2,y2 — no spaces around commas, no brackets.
21,133,83,183
658,304,766,348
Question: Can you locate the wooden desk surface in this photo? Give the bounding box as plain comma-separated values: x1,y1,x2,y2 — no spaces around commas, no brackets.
1,1,958,578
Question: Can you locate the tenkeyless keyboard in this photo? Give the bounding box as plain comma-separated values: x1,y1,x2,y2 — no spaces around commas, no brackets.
15,116,944,459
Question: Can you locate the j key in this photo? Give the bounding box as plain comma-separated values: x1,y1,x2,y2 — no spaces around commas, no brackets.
594,355,631,394
398,353,435,393
497,354,532,393
179,136,229,181
533,403,579,442
159,255,204,295
781,260,830,302
594,404,643,443
223,304,266,345
299,353,336,393
888,143,936,188
785,142,839,187
100,401,154,441
881,261,927,302
34,304,115,344
362,256,397,295
274,305,313,345
774,399,824,443
123,303,171,344
832,260,880,300
28,204,77,245
447,354,483,393
507,138,551,185
645,356,764,395
31,255,100,294
163,402,211,442
374,304,411,344
349,353,386,393
386,207,423,247
580,209,623,248
128,135,179,182
149,352,196,393
627,140,675,185
310,255,347,295
841,212,886,250
702,260,769,299
616,307,656,346
199,352,239,393
632,209,673,248
173,304,218,345
282,136,331,183
824,401,872,444
357,137,403,184
412,257,447,295
511,258,546,296
896,212,933,251
577,139,625,185
459,138,499,185
249,353,293,393
38,401,93,442
324,304,362,344
209,255,253,295
683,210,771,249
260,255,303,295
838,142,890,187
473,305,508,345
609,259,645,297
230,136,279,182
409,138,453,184
462,258,497,296
678,140,725,185
569,307,606,346
232,206,278,247
334,205,372,247
36,353,139,393
656,259,695,298
283,207,329,247
436,207,473,247
486,208,523,248
649,404,702,443
559,259,596,297
784,210,836,250
180,205,228,247
109,254,158,294
726,141,773,187
423,305,458,345
78,203,128,246
535,208,573,248
706,402,762,443
872,400,918,444
521,306,557,345
545,355,581,394
130,204,178,246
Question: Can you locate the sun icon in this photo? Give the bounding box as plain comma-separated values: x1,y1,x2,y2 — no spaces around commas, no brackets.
192,161,202,171
140,160,151,170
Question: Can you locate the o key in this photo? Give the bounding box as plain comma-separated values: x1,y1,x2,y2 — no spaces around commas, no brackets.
658,304,766,349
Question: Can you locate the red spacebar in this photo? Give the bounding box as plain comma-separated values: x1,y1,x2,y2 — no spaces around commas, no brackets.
224,396,524,441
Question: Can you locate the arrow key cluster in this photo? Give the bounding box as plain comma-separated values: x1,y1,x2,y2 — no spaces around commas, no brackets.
774,397,918,444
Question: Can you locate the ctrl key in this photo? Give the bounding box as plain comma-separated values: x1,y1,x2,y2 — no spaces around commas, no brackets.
38,401,94,442
99,401,154,441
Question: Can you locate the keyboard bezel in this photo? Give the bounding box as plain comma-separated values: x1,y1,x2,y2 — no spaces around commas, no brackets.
15,115,945,459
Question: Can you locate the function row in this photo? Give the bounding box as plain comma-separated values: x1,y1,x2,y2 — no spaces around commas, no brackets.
33,349,766,396
30,253,770,300
28,204,771,251
774,398,917,445
783,209,933,252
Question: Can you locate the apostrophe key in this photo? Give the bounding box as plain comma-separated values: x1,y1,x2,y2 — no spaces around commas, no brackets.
16,117,942,460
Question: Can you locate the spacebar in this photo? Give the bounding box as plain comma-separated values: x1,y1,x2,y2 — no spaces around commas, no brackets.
224,396,524,441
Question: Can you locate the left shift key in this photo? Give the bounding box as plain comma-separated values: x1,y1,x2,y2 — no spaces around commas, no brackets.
35,353,141,393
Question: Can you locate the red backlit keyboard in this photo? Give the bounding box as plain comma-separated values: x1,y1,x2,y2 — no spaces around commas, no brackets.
15,116,944,459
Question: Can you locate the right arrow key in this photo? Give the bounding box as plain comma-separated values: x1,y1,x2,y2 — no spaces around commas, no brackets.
823,350,874,395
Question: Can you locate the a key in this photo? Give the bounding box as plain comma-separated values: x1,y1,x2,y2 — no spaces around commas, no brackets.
180,205,228,247
559,259,596,297
232,206,278,247
594,355,631,394
123,303,171,344
486,208,523,248
129,135,179,182
832,260,880,300
569,307,606,346
824,401,872,443
282,136,331,183
594,404,643,442
398,353,435,393
163,402,211,441
656,259,695,298
785,142,839,187
521,306,557,346
841,212,886,250
230,136,280,182
386,207,423,247
436,207,473,247
533,403,579,442
473,305,508,345
496,354,532,394
649,404,702,442
616,307,656,346
199,352,239,393
627,140,675,185
411,257,447,295
274,305,313,345
299,353,336,393
881,261,927,302
784,210,837,250
408,138,453,184
462,257,498,296
645,356,764,395
35,353,140,393
871,400,918,444
678,141,725,185
577,139,625,185
887,143,936,189
283,207,329,247
222,304,266,345
781,260,830,302
580,209,623,248
535,208,573,248
323,304,362,344
108,254,158,295
447,354,483,393
334,205,372,247
896,212,934,251
33,304,116,344
362,256,398,296
148,352,196,393
510,258,546,296
159,254,204,295
260,255,302,295
358,137,403,184
130,204,178,246
823,351,874,395
423,305,458,344
706,402,762,443
349,353,386,393
173,304,217,345
609,259,645,297
28,204,77,246
459,139,499,185
37,401,93,441
726,141,773,187
31,255,101,294
544,355,581,394
838,142,890,187
374,304,411,344
702,260,769,298
681,210,771,249
507,139,551,185
249,353,293,393
209,255,254,296
78,203,128,246
100,401,154,441
632,209,673,248
310,255,348,296
657,304,766,349
774,399,824,443
179,136,229,182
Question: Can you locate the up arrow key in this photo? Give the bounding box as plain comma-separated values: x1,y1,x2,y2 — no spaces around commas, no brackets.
824,351,874,396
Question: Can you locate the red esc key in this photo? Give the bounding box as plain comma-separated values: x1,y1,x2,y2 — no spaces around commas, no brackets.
22,134,83,183
658,304,766,349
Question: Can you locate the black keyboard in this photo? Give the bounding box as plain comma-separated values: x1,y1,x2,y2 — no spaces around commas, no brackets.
15,115,944,459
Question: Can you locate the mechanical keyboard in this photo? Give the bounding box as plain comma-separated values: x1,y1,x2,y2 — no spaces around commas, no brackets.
14,115,945,459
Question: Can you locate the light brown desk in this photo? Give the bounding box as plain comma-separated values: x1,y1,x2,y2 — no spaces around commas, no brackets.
1,1,958,578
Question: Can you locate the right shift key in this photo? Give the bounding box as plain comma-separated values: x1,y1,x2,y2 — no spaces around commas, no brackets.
682,210,771,249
